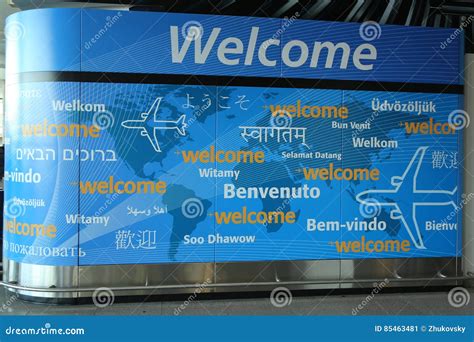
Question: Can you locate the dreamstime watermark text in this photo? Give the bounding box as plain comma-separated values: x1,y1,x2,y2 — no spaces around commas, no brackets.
352,279,389,315
4,323,85,336
174,279,212,315
84,12,123,49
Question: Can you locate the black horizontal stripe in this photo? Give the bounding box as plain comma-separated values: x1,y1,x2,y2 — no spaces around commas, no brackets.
8,71,464,94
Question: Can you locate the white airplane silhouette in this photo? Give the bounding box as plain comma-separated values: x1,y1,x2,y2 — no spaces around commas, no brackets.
121,97,187,152
356,146,458,249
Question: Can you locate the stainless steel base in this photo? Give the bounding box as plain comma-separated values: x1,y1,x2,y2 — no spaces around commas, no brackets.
2,256,463,302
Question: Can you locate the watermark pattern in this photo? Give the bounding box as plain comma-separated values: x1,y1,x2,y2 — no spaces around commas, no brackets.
270,109,292,128
0,293,19,313
174,101,210,139
441,192,473,225
440,15,474,49
447,287,470,308
181,198,205,219
84,12,123,49
448,109,470,131
4,21,25,41
270,287,293,308
262,197,292,228
261,12,300,49
352,279,389,315
359,21,382,42
359,198,381,219
181,20,204,41
4,198,26,219
92,287,115,308
352,110,379,139
94,193,121,218
174,279,211,315
92,110,115,130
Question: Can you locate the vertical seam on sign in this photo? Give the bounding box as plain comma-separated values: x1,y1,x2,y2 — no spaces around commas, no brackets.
214,85,218,280
77,8,82,286
339,89,344,286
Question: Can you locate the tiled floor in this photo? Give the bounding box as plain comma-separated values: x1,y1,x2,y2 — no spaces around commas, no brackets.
0,287,472,316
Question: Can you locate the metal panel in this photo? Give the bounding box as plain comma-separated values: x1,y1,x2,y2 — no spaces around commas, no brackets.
3,256,78,299
3,256,464,301
215,260,341,291
78,262,216,297
340,257,461,288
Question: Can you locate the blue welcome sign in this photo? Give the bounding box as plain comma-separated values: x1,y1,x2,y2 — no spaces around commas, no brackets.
4,9,464,266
